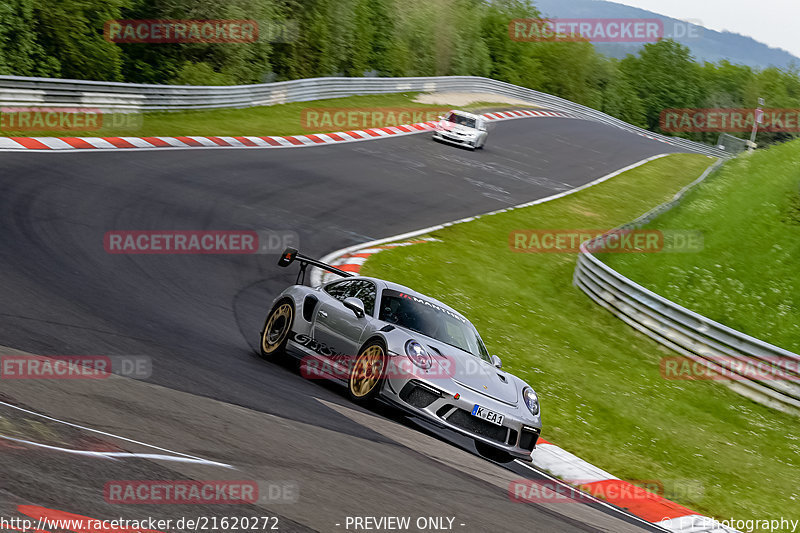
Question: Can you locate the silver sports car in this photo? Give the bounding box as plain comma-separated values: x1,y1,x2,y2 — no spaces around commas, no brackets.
260,248,542,462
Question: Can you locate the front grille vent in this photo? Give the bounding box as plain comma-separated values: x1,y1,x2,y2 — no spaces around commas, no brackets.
520,428,540,451
399,381,440,409
445,408,507,443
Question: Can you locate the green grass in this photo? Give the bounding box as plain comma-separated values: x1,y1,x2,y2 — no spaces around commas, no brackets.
360,153,799,527
0,93,530,138
602,141,800,354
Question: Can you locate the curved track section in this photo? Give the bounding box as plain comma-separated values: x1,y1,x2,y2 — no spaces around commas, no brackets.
0,117,685,532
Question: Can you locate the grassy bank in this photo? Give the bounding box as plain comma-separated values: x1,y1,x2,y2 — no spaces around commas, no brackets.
360,153,798,527
602,141,800,354
0,93,529,138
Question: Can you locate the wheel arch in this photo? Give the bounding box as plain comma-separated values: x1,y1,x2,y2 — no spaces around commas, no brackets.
358,334,388,353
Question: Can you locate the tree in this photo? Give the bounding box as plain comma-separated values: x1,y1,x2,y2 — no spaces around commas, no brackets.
529,41,609,109
367,0,400,75
120,0,275,85
33,0,130,81
281,0,335,78
620,40,703,132
701,60,753,108
0,0,60,76
479,0,546,89
601,62,646,128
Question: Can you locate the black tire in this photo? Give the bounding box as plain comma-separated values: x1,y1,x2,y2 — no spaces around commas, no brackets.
475,440,514,463
260,299,294,358
347,339,387,402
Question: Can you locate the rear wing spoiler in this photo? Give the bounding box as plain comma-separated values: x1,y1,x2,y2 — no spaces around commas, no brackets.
278,247,353,285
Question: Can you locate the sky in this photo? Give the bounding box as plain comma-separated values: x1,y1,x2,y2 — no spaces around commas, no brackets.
610,0,800,58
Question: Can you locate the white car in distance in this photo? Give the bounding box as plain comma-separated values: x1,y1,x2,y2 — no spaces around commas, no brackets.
433,110,488,150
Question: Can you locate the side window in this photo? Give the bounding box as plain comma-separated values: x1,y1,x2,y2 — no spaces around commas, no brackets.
324,280,377,316
349,281,377,317
324,280,354,301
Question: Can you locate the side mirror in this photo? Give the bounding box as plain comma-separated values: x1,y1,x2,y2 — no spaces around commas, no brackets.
491,355,502,369
343,297,365,318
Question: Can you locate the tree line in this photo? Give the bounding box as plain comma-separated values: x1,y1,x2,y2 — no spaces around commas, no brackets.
1,0,798,144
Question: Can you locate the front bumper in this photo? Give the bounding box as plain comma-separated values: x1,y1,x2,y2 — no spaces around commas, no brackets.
381,372,541,459
432,130,477,148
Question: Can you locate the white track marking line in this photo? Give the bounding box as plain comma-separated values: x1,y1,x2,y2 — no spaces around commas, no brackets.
0,400,231,468
334,257,368,267
0,434,232,468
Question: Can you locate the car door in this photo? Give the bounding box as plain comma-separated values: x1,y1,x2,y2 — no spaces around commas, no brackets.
313,279,377,359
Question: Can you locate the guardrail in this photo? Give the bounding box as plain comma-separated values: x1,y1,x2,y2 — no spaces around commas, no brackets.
0,74,727,158
574,160,800,416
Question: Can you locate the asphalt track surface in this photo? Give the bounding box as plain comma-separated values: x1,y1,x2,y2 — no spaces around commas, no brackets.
0,118,689,532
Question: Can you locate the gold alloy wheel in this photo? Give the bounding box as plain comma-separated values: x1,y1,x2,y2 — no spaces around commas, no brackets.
261,302,293,355
349,344,386,399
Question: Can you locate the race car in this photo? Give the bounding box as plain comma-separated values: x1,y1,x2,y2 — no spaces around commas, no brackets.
432,110,488,150
259,248,542,462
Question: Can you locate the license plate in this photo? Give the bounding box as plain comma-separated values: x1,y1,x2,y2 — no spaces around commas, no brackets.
471,404,504,426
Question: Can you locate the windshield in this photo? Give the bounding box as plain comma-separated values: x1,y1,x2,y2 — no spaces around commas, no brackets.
379,289,491,362
445,112,477,129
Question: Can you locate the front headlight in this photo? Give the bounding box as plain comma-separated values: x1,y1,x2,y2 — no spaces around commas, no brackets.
405,340,432,370
522,387,540,416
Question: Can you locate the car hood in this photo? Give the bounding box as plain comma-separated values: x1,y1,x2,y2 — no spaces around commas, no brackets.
424,341,518,405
